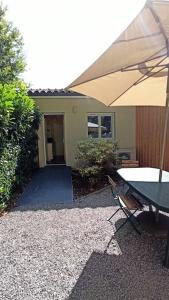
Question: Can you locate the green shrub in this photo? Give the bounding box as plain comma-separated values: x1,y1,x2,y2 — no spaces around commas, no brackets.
75,139,118,178
0,144,20,208
0,83,41,209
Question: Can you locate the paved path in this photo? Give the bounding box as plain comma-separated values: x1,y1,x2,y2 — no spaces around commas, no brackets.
17,166,73,209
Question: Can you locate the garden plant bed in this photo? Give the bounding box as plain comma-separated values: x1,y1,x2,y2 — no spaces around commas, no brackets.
72,169,120,199
73,176,108,199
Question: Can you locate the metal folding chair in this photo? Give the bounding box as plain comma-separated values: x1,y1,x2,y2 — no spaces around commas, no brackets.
107,175,143,235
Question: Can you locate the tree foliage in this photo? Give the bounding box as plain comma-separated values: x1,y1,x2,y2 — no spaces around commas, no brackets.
0,5,41,210
0,5,25,83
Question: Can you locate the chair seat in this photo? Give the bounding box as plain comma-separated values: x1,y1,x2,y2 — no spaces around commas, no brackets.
119,194,143,210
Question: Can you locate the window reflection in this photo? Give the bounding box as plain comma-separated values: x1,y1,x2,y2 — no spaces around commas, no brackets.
101,116,112,138
88,116,99,138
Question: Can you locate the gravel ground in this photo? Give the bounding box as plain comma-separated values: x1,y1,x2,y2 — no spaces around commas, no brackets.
0,187,169,300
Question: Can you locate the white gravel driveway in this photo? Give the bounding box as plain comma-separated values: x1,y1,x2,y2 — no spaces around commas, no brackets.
0,187,169,300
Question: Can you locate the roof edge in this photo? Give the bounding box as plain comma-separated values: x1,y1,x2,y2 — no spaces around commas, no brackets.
28,88,85,97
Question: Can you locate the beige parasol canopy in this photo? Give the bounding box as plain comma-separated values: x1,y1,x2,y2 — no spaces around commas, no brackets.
68,0,169,181
68,0,169,107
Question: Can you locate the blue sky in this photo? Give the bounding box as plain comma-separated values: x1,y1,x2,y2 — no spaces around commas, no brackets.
3,0,146,88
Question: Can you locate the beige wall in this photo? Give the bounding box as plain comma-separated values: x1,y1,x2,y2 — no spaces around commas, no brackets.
34,96,136,167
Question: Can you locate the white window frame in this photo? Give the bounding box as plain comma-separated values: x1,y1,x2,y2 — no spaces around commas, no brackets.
87,113,116,140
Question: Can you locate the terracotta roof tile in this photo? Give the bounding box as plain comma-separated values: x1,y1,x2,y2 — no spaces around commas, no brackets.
28,88,84,97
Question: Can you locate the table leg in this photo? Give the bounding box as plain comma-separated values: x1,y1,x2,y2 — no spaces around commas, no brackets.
163,228,169,268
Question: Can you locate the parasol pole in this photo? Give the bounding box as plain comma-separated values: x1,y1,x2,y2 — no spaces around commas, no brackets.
159,65,169,182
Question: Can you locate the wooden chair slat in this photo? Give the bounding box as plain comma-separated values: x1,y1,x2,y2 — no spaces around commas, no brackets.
106,174,143,235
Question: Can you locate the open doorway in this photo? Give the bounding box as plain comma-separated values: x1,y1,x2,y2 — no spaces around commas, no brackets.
44,114,65,165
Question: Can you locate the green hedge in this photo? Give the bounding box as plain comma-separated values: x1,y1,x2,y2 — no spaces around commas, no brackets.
0,144,19,209
0,82,41,208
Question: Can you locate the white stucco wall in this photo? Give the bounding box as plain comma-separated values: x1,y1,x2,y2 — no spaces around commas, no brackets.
34,96,136,167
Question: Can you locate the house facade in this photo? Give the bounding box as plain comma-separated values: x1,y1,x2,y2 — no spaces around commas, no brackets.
28,89,136,168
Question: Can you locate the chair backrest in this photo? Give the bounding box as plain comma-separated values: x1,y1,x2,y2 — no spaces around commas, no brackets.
107,175,117,189
107,175,118,199
107,176,142,211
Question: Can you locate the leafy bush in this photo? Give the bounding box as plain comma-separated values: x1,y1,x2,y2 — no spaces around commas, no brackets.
0,83,41,209
0,144,20,208
75,139,118,178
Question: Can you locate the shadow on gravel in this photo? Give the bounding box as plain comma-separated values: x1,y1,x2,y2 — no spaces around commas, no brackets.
14,187,115,212
13,191,148,214
68,228,169,300
13,165,118,211
14,194,115,211
14,166,73,211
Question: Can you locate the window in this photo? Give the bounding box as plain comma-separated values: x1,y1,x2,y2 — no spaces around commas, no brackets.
88,113,115,139
88,115,99,138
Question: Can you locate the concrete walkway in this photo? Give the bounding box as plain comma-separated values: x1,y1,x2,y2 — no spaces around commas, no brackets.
17,166,73,209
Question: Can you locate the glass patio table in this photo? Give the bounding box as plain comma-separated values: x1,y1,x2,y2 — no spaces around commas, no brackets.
117,167,169,268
